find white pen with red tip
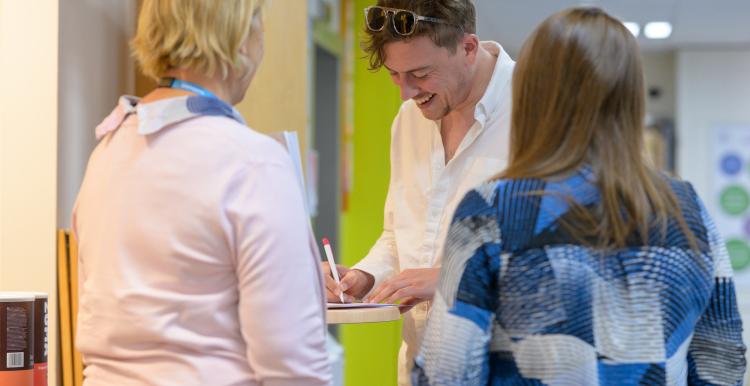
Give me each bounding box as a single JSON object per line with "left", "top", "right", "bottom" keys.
{"left": 322, "top": 238, "right": 345, "bottom": 303}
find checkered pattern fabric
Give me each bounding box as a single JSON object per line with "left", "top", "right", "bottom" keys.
{"left": 413, "top": 168, "right": 747, "bottom": 386}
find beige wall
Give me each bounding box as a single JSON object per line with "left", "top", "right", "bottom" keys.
{"left": 0, "top": 1, "right": 60, "bottom": 385}
{"left": 58, "top": 0, "right": 136, "bottom": 227}
{"left": 235, "top": 0, "right": 310, "bottom": 152}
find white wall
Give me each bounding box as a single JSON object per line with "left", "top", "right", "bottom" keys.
{"left": 0, "top": 1, "right": 60, "bottom": 385}
{"left": 641, "top": 51, "right": 676, "bottom": 121}
{"left": 677, "top": 49, "right": 750, "bottom": 198}
{"left": 677, "top": 49, "right": 750, "bottom": 384}
{"left": 58, "top": 0, "right": 136, "bottom": 227}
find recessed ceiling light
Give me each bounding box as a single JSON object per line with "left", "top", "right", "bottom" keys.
{"left": 644, "top": 22, "right": 672, "bottom": 39}
{"left": 623, "top": 22, "right": 640, "bottom": 38}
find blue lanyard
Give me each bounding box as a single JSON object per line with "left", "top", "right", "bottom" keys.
{"left": 158, "top": 77, "right": 246, "bottom": 125}
{"left": 163, "top": 78, "right": 221, "bottom": 100}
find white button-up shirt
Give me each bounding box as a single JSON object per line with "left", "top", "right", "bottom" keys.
{"left": 352, "top": 41, "right": 514, "bottom": 385}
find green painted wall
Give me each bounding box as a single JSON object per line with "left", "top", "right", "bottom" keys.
{"left": 340, "top": 0, "right": 404, "bottom": 385}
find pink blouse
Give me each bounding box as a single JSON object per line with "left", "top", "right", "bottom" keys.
{"left": 73, "top": 96, "right": 331, "bottom": 386}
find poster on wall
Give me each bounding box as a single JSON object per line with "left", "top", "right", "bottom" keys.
{"left": 713, "top": 126, "right": 750, "bottom": 279}
{"left": 713, "top": 126, "right": 750, "bottom": 382}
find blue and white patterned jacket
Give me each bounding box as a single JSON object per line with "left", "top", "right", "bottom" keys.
{"left": 413, "top": 168, "right": 747, "bottom": 386}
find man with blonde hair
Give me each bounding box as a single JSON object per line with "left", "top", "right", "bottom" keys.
{"left": 321, "top": 0, "right": 515, "bottom": 384}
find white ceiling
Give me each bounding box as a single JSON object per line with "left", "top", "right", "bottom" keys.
{"left": 476, "top": 0, "right": 750, "bottom": 57}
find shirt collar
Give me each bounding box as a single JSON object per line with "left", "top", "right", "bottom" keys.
{"left": 95, "top": 95, "right": 246, "bottom": 140}
{"left": 474, "top": 41, "right": 515, "bottom": 126}
{"left": 95, "top": 96, "right": 138, "bottom": 140}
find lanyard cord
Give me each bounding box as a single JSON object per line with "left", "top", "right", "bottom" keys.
{"left": 158, "top": 77, "right": 221, "bottom": 100}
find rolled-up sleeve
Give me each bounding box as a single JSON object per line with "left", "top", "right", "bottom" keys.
{"left": 352, "top": 179, "right": 399, "bottom": 293}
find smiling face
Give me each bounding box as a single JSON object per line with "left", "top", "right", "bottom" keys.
{"left": 383, "top": 35, "right": 472, "bottom": 121}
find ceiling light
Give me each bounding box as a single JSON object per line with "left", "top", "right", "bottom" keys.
{"left": 623, "top": 22, "right": 640, "bottom": 38}
{"left": 644, "top": 22, "right": 672, "bottom": 39}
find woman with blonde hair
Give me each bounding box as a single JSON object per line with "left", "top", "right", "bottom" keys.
{"left": 73, "top": 1, "right": 331, "bottom": 385}
{"left": 413, "top": 7, "right": 746, "bottom": 386}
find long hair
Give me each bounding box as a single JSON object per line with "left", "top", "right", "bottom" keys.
{"left": 502, "top": 7, "right": 694, "bottom": 250}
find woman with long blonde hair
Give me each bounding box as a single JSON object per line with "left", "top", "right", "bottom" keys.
{"left": 413, "top": 7, "right": 746, "bottom": 385}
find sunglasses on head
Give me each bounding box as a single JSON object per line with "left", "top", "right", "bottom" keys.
{"left": 364, "top": 6, "right": 456, "bottom": 36}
